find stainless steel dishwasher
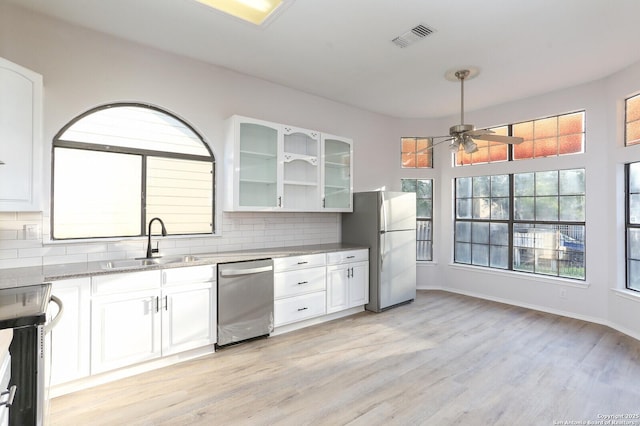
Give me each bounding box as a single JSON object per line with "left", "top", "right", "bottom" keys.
{"left": 217, "top": 258, "right": 274, "bottom": 347}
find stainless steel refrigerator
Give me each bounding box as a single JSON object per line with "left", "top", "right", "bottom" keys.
{"left": 342, "top": 191, "right": 416, "bottom": 312}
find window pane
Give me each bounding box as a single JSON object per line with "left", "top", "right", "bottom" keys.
{"left": 535, "top": 171, "right": 558, "bottom": 196}
{"left": 401, "top": 153, "right": 416, "bottom": 168}
{"left": 491, "top": 198, "right": 509, "bottom": 220}
{"left": 417, "top": 240, "right": 432, "bottom": 262}
{"left": 472, "top": 244, "right": 489, "bottom": 266}
{"left": 473, "top": 176, "right": 491, "bottom": 197}
{"left": 628, "top": 122, "right": 640, "bottom": 146}
{"left": 401, "top": 179, "right": 417, "bottom": 193}
{"left": 417, "top": 179, "right": 432, "bottom": 198}
{"left": 514, "top": 173, "right": 535, "bottom": 196}
{"left": 630, "top": 162, "right": 640, "bottom": 193}
{"left": 628, "top": 260, "right": 640, "bottom": 291}
{"left": 534, "top": 117, "right": 558, "bottom": 139}
{"left": 535, "top": 197, "right": 559, "bottom": 221}
{"left": 559, "top": 169, "right": 585, "bottom": 195}
{"left": 416, "top": 154, "right": 430, "bottom": 168}
{"left": 490, "top": 142, "right": 508, "bottom": 162}
{"left": 535, "top": 137, "right": 558, "bottom": 157}
{"left": 490, "top": 245, "right": 509, "bottom": 269}
{"left": 472, "top": 198, "right": 491, "bottom": 219}
{"left": 513, "top": 139, "right": 534, "bottom": 160}
{"left": 515, "top": 197, "right": 535, "bottom": 220}
{"left": 513, "top": 121, "right": 534, "bottom": 140}
{"left": 417, "top": 199, "right": 432, "bottom": 219}
{"left": 626, "top": 95, "right": 640, "bottom": 146}
{"left": 401, "top": 138, "right": 415, "bottom": 153}
{"left": 559, "top": 134, "right": 584, "bottom": 155}
{"left": 456, "top": 177, "right": 473, "bottom": 198}
{"left": 401, "top": 137, "right": 432, "bottom": 168}
{"left": 417, "top": 220, "right": 432, "bottom": 242}
{"left": 53, "top": 148, "right": 142, "bottom": 239}
{"left": 455, "top": 242, "right": 471, "bottom": 263}
{"left": 456, "top": 222, "right": 472, "bottom": 242}
{"left": 60, "top": 105, "right": 209, "bottom": 156}
{"left": 558, "top": 112, "right": 584, "bottom": 135}
{"left": 146, "top": 157, "right": 213, "bottom": 234}
{"left": 456, "top": 199, "right": 472, "bottom": 219}
{"left": 559, "top": 196, "right": 585, "bottom": 221}
{"left": 491, "top": 175, "right": 509, "bottom": 197}
{"left": 628, "top": 228, "right": 640, "bottom": 259}
{"left": 629, "top": 194, "right": 640, "bottom": 224}
{"left": 490, "top": 222, "right": 509, "bottom": 246}
{"left": 472, "top": 222, "right": 490, "bottom": 244}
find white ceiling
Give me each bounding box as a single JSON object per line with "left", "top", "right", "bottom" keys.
{"left": 8, "top": 0, "right": 640, "bottom": 119}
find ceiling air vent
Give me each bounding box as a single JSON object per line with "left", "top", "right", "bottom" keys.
{"left": 391, "top": 24, "right": 435, "bottom": 48}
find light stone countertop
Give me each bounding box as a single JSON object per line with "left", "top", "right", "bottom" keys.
{"left": 0, "top": 243, "right": 368, "bottom": 289}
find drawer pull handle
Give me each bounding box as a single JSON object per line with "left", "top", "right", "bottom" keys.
{"left": 297, "top": 307, "right": 308, "bottom": 311}
{"left": 346, "top": 256, "right": 355, "bottom": 259}
{"left": 297, "top": 281, "right": 309, "bottom": 285}
{"left": 297, "top": 261, "right": 308, "bottom": 265}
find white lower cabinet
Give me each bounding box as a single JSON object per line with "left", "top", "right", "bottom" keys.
{"left": 162, "top": 266, "right": 216, "bottom": 356}
{"left": 90, "top": 266, "right": 216, "bottom": 375}
{"left": 50, "top": 278, "right": 91, "bottom": 386}
{"left": 326, "top": 249, "right": 369, "bottom": 314}
{"left": 91, "top": 270, "right": 162, "bottom": 374}
{"left": 273, "top": 253, "right": 326, "bottom": 327}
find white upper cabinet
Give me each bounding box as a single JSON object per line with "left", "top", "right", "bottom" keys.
{"left": 224, "top": 115, "right": 352, "bottom": 212}
{"left": 224, "top": 116, "right": 281, "bottom": 211}
{"left": 321, "top": 134, "right": 353, "bottom": 212}
{"left": 0, "top": 57, "right": 43, "bottom": 211}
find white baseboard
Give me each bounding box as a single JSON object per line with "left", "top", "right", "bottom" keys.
{"left": 435, "top": 288, "right": 640, "bottom": 342}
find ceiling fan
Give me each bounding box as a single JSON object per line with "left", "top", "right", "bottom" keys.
{"left": 428, "top": 68, "right": 524, "bottom": 154}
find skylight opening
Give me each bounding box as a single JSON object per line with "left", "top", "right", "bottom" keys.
{"left": 194, "top": 0, "right": 291, "bottom": 26}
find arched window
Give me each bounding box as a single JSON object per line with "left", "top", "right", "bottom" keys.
{"left": 52, "top": 103, "right": 214, "bottom": 240}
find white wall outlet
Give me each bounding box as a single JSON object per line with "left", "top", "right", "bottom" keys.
{"left": 559, "top": 288, "right": 567, "bottom": 300}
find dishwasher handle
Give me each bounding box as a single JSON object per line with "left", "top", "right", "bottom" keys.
{"left": 219, "top": 265, "right": 273, "bottom": 277}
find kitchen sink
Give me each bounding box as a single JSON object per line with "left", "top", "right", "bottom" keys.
{"left": 101, "top": 255, "right": 201, "bottom": 270}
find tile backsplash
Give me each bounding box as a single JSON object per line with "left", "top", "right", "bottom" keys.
{"left": 0, "top": 211, "right": 340, "bottom": 269}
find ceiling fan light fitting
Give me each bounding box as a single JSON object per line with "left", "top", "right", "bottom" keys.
{"left": 462, "top": 138, "right": 478, "bottom": 154}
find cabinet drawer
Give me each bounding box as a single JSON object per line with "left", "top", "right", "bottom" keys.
{"left": 326, "top": 249, "right": 368, "bottom": 265}
{"left": 274, "top": 291, "right": 326, "bottom": 326}
{"left": 92, "top": 270, "right": 161, "bottom": 296}
{"left": 163, "top": 265, "right": 216, "bottom": 287}
{"left": 274, "top": 267, "right": 325, "bottom": 298}
{"left": 273, "top": 253, "right": 326, "bottom": 272}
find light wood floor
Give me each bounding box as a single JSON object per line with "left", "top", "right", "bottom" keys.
{"left": 51, "top": 290, "right": 640, "bottom": 425}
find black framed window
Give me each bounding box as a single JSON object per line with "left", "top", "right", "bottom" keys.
{"left": 626, "top": 162, "right": 640, "bottom": 291}
{"left": 401, "top": 179, "right": 433, "bottom": 261}
{"left": 454, "top": 168, "right": 586, "bottom": 280}
{"left": 455, "top": 111, "right": 585, "bottom": 166}
{"left": 52, "top": 103, "right": 215, "bottom": 240}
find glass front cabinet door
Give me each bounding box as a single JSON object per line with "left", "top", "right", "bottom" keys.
{"left": 321, "top": 134, "right": 353, "bottom": 212}
{"left": 225, "top": 116, "right": 282, "bottom": 211}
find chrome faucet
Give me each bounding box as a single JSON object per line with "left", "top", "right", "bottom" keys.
{"left": 145, "top": 217, "right": 167, "bottom": 259}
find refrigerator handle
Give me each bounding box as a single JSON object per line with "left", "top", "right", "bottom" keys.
{"left": 380, "top": 231, "right": 385, "bottom": 270}
{"left": 380, "top": 192, "right": 388, "bottom": 233}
